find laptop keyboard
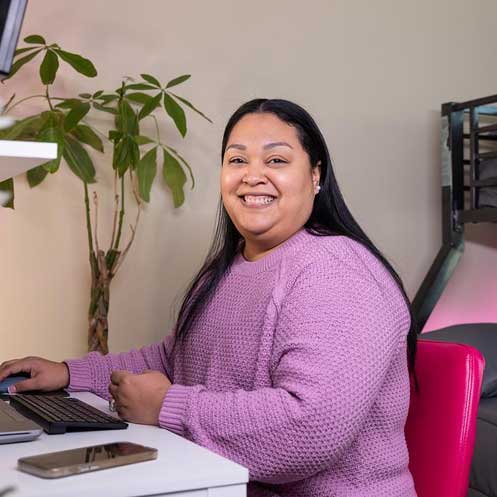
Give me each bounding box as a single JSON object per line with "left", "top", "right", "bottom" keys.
{"left": 9, "top": 395, "right": 128, "bottom": 434}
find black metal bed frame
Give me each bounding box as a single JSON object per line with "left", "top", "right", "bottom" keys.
{"left": 412, "top": 94, "right": 497, "bottom": 331}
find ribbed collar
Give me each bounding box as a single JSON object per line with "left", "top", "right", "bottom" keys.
{"left": 230, "top": 229, "right": 309, "bottom": 275}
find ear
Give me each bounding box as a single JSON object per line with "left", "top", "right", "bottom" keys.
{"left": 312, "top": 160, "right": 321, "bottom": 186}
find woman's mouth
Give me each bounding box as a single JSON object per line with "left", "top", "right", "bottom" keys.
{"left": 241, "top": 195, "right": 276, "bottom": 206}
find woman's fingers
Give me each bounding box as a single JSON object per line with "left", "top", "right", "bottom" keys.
{"left": 110, "top": 370, "right": 129, "bottom": 386}
{"left": 108, "top": 386, "right": 129, "bottom": 420}
{"left": 116, "top": 405, "right": 128, "bottom": 420}
{"left": 0, "top": 358, "right": 28, "bottom": 379}
{"left": 8, "top": 377, "right": 38, "bottom": 393}
{"left": 108, "top": 376, "right": 129, "bottom": 412}
{"left": 0, "top": 358, "right": 68, "bottom": 392}
{"left": 108, "top": 383, "right": 120, "bottom": 400}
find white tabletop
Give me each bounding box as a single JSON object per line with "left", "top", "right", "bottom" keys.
{"left": 0, "top": 140, "right": 57, "bottom": 182}
{"left": 0, "top": 392, "right": 248, "bottom": 497}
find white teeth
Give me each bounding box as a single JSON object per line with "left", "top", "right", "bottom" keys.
{"left": 243, "top": 195, "right": 275, "bottom": 205}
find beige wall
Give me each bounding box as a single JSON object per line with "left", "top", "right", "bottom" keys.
{"left": 1, "top": 0, "right": 497, "bottom": 361}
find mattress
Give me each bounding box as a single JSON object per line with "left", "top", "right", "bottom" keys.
{"left": 479, "top": 158, "right": 497, "bottom": 208}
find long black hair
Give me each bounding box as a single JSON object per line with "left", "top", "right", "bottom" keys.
{"left": 173, "top": 98, "right": 417, "bottom": 374}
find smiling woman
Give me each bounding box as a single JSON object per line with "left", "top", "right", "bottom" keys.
{"left": 0, "top": 99, "right": 418, "bottom": 497}
{"left": 221, "top": 113, "right": 320, "bottom": 261}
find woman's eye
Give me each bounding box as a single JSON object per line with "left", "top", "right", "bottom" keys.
{"left": 228, "top": 157, "right": 246, "bottom": 164}
{"left": 268, "top": 157, "right": 287, "bottom": 165}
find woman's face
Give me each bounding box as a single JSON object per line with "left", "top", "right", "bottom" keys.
{"left": 221, "top": 112, "right": 320, "bottom": 260}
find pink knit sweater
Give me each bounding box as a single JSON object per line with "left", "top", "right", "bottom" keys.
{"left": 67, "top": 230, "right": 417, "bottom": 497}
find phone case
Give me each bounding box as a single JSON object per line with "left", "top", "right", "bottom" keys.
{"left": 17, "top": 442, "right": 158, "bottom": 478}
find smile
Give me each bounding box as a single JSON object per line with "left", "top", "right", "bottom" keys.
{"left": 241, "top": 195, "right": 276, "bottom": 206}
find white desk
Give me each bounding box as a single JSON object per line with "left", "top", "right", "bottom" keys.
{"left": 0, "top": 140, "right": 58, "bottom": 182}
{"left": 0, "top": 392, "right": 248, "bottom": 497}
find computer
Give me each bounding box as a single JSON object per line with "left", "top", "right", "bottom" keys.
{"left": 0, "top": 399, "right": 42, "bottom": 444}
{"left": 0, "top": 0, "right": 28, "bottom": 77}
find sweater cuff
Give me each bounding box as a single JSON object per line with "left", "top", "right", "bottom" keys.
{"left": 159, "top": 384, "right": 191, "bottom": 436}
{"left": 64, "top": 358, "right": 93, "bottom": 392}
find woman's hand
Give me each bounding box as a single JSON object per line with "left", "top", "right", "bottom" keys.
{"left": 0, "top": 356, "right": 70, "bottom": 392}
{"left": 108, "top": 370, "right": 172, "bottom": 425}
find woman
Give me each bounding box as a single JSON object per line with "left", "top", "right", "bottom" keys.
{"left": 0, "top": 99, "right": 417, "bottom": 497}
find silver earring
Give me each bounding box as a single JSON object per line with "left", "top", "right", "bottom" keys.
{"left": 315, "top": 185, "right": 321, "bottom": 194}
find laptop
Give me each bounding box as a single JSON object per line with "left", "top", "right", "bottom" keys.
{"left": 0, "top": 399, "right": 42, "bottom": 444}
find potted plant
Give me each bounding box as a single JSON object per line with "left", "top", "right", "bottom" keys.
{"left": 0, "top": 34, "right": 211, "bottom": 354}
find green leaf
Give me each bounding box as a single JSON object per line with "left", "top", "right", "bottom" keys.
{"left": 127, "top": 92, "right": 152, "bottom": 105}
{"left": 39, "top": 50, "right": 59, "bottom": 85}
{"left": 64, "top": 102, "right": 90, "bottom": 131}
{"left": 62, "top": 135, "right": 96, "bottom": 183}
{"left": 112, "top": 137, "right": 134, "bottom": 176}
{"left": 163, "top": 147, "right": 186, "bottom": 207}
{"left": 163, "top": 93, "right": 187, "bottom": 137}
{"left": 4, "top": 49, "right": 43, "bottom": 80}
{"left": 39, "top": 157, "right": 62, "bottom": 174}
{"left": 112, "top": 134, "right": 139, "bottom": 175}
{"left": 137, "top": 147, "right": 157, "bottom": 202}
{"left": 55, "top": 98, "right": 82, "bottom": 110}
{"left": 27, "top": 166, "right": 49, "bottom": 187}
{"left": 108, "top": 130, "right": 123, "bottom": 141}
{"left": 38, "top": 124, "right": 64, "bottom": 173}
{"left": 93, "top": 102, "right": 117, "bottom": 114}
{"left": 38, "top": 123, "right": 58, "bottom": 142}
{"left": 24, "top": 35, "right": 46, "bottom": 44}
{"left": 96, "top": 93, "right": 119, "bottom": 103}
{"left": 125, "top": 83, "right": 156, "bottom": 91}
{"left": 140, "top": 73, "right": 161, "bottom": 88}
{"left": 117, "top": 100, "right": 138, "bottom": 135}
{"left": 71, "top": 124, "right": 104, "bottom": 152}
{"left": 166, "top": 146, "right": 195, "bottom": 189}
{"left": 0, "top": 114, "right": 46, "bottom": 140}
{"left": 170, "top": 92, "right": 213, "bottom": 123}
{"left": 14, "top": 46, "right": 38, "bottom": 56}
{"left": 53, "top": 49, "right": 97, "bottom": 77}
{"left": 0, "top": 179, "right": 14, "bottom": 209}
{"left": 134, "top": 135, "right": 154, "bottom": 145}
{"left": 113, "top": 139, "right": 127, "bottom": 173}
{"left": 166, "top": 74, "right": 191, "bottom": 88}
{"left": 79, "top": 93, "right": 92, "bottom": 99}
{"left": 39, "top": 110, "right": 61, "bottom": 128}
{"left": 129, "top": 139, "right": 140, "bottom": 168}
{"left": 92, "top": 90, "right": 103, "bottom": 99}
{"left": 138, "top": 93, "right": 161, "bottom": 121}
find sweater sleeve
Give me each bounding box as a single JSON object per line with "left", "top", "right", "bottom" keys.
{"left": 65, "top": 333, "right": 174, "bottom": 400}
{"left": 158, "top": 260, "right": 410, "bottom": 484}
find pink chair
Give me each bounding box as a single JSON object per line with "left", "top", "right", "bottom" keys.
{"left": 405, "top": 339, "right": 485, "bottom": 497}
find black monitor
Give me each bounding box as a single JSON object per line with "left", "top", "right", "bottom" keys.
{"left": 0, "top": 0, "right": 28, "bottom": 77}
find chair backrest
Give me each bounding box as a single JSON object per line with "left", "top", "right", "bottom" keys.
{"left": 405, "top": 339, "right": 485, "bottom": 497}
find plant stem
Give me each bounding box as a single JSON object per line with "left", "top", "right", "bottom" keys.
{"left": 2, "top": 94, "right": 46, "bottom": 114}
{"left": 151, "top": 115, "right": 161, "bottom": 143}
{"left": 83, "top": 182, "right": 94, "bottom": 256}
{"left": 45, "top": 86, "right": 54, "bottom": 111}
{"left": 113, "top": 176, "right": 125, "bottom": 250}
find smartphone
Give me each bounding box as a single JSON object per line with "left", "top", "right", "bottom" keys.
{"left": 17, "top": 442, "right": 157, "bottom": 478}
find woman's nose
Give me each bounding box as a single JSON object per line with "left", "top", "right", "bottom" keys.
{"left": 242, "top": 161, "right": 267, "bottom": 185}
